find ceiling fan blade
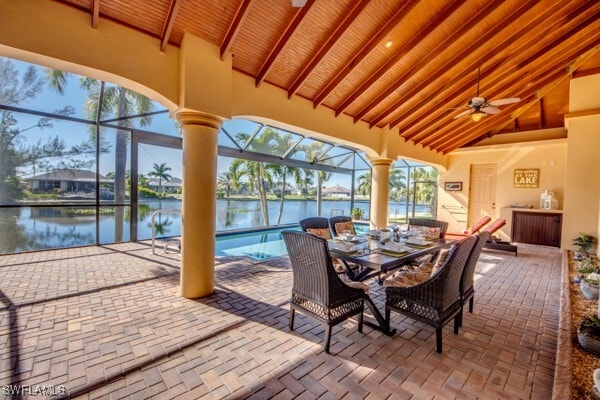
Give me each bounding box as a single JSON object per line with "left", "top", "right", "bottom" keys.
{"left": 453, "top": 109, "right": 473, "bottom": 119}
{"left": 481, "top": 106, "right": 501, "bottom": 115}
{"left": 488, "top": 97, "right": 520, "bottom": 106}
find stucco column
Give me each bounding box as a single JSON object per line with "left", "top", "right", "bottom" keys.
{"left": 176, "top": 111, "right": 223, "bottom": 298}
{"left": 370, "top": 157, "right": 393, "bottom": 229}
{"left": 562, "top": 73, "right": 600, "bottom": 254}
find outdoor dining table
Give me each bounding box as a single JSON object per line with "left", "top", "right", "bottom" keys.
{"left": 329, "top": 236, "right": 456, "bottom": 336}
{"left": 330, "top": 237, "right": 456, "bottom": 283}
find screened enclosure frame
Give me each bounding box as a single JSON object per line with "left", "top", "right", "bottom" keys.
{"left": 0, "top": 55, "right": 438, "bottom": 254}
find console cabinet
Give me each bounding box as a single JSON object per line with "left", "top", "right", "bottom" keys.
{"left": 512, "top": 211, "right": 562, "bottom": 247}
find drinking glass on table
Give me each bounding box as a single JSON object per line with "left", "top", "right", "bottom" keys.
{"left": 343, "top": 230, "right": 352, "bottom": 241}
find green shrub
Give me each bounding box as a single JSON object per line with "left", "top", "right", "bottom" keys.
{"left": 579, "top": 257, "right": 599, "bottom": 274}
{"left": 138, "top": 187, "right": 159, "bottom": 198}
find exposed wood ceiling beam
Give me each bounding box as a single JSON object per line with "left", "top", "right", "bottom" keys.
{"left": 220, "top": 0, "right": 253, "bottom": 60}
{"left": 433, "top": 99, "right": 532, "bottom": 154}
{"left": 332, "top": 0, "right": 467, "bottom": 117}
{"left": 430, "top": 39, "right": 597, "bottom": 154}
{"left": 434, "top": 66, "right": 575, "bottom": 151}
{"left": 376, "top": 0, "right": 565, "bottom": 129}
{"left": 255, "top": 0, "right": 316, "bottom": 87}
{"left": 160, "top": 0, "right": 182, "bottom": 52}
{"left": 572, "top": 66, "right": 600, "bottom": 79}
{"left": 437, "top": 43, "right": 600, "bottom": 154}
{"left": 287, "top": 0, "right": 371, "bottom": 99}
{"left": 91, "top": 0, "right": 100, "bottom": 29}
{"left": 399, "top": 3, "right": 599, "bottom": 144}
{"left": 486, "top": 45, "right": 600, "bottom": 137}
{"left": 350, "top": 0, "right": 505, "bottom": 124}
{"left": 311, "top": 0, "right": 419, "bottom": 108}
{"left": 425, "top": 38, "right": 595, "bottom": 153}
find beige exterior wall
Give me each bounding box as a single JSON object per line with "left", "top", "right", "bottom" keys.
{"left": 437, "top": 140, "right": 567, "bottom": 241}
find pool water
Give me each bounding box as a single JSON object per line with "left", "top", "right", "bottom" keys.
{"left": 216, "top": 226, "right": 299, "bottom": 260}
{"left": 215, "top": 222, "right": 369, "bottom": 260}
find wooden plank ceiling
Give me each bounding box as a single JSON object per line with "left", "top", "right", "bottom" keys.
{"left": 58, "top": 0, "right": 600, "bottom": 154}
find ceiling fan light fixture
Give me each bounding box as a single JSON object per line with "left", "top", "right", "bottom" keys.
{"left": 291, "top": 0, "right": 307, "bottom": 7}
{"left": 471, "top": 111, "right": 484, "bottom": 122}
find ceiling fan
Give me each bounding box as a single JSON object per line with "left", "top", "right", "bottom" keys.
{"left": 453, "top": 67, "right": 520, "bottom": 122}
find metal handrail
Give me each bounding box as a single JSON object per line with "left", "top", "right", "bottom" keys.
{"left": 151, "top": 209, "right": 182, "bottom": 254}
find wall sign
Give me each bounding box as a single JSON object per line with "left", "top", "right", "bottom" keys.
{"left": 513, "top": 168, "right": 539, "bottom": 188}
{"left": 444, "top": 182, "right": 462, "bottom": 191}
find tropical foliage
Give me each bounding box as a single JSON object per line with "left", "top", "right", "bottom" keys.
{"left": 0, "top": 57, "right": 93, "bottom": 203}
{"left": 148, "top": 162, "right": 173, "bottom": 193}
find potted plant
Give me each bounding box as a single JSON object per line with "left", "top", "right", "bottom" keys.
{"left": 351, "top": 207, "right": 363, "bottom": 220}
{"left": 579, "top": 315, "right": 600, "bottom": 356}
{"left": 581, "top": 273, "right": 600, "bottom": 300}
{"left": 579, "top": 257, "right": 599, "bottom": 274}
{"left": 573, "top": 233, "right": 598, "bottom": 260}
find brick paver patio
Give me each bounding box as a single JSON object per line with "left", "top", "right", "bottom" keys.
{"left": 0, "top": 242, "right": 561, "bottom": 399}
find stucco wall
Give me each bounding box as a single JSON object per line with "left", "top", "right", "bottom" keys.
{"left": 437, "top": 140, "right": 567, "bottom": 240}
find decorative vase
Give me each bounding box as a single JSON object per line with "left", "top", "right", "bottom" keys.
{"left": 581, "top": 280, "right": 600, "bottom": 300}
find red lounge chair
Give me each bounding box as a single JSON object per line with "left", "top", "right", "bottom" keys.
{"left": 461, "top": 216, "right": 492, "bottom": 235}
{"left": 483, "top": 218, "right": 517, "bottom": 256}
{"left": 446, "top": 216, "right": 492, "bottom": 238}
{"left": 483, "top": 218, "right": 506, "bottom": 234}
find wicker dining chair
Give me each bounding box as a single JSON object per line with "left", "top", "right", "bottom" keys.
{"left": 328, "top": 215, "right": 356, "bottom": 237}
{"left": 459, "top": 231, "right": 491, "bottom": 327}
{"left": 384, "top": 235, "right": 477, "bottom": 353}
{"left": 282, "top": 230, "right": 365, "bottom": 353}
{"left": 408, "top": 218, "right": 449, "bottom": 239}
{"left": 299, "top": 217, "right": 331, "bottom": 236}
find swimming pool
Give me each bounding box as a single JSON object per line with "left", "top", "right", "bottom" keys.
{"left": 215, "top": 222, "right": 370, "bottom": 260}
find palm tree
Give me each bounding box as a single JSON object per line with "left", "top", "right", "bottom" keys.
{"left": 389, "top": 167, "right": 407, "bottom": 202}
{"left": 410, "top": 167, "right": 438, "bottom": 214}
{"left": 217, "top": 171, "right": 234, "bottom": 197}
{"left": 46, "top": 69, "right": 155, "bottom": 241}
{"left": 294, "top": 168, "right": 314, "bottom": 197}
{"left": 270, "top": 132, "right": 304, "bottom": 225}
{"left": 305, "top": 142, "right": 332, "bottom": 216}
{"left": 230, "top": 127, "right": 280, "bottom": 225}
{"left": 357, "top": 171, "right": 372, "bottom": 196}
{"left": 148, "top": 162, "right": 173, "bottom": 193}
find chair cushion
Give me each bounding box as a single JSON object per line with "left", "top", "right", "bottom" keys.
{"left": 410, "top": 225, "right": 441, "bottom": 240}
{"left": 430, "top": 239, "right": 465, "bottom": 277}
{"left": 430, "top": 248, "right": 451, "bottom": 277}
{"left": 306, "top": 228, "right": 332, "bottom": 240}
{"left": 383, "top": 269, "right": 430, "bottom": 288}
{"left": 340, "top": 275, "right": 370, "bottom": 294}
{"left": 332, "top": 259, "right": 346, "bottom": 273}
{"left": 334, "top": 221, "right": 355, "bottom": 236}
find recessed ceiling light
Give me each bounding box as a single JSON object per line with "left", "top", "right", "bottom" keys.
{"left": 385, "top": 40, "right": 393, "bottom": 48}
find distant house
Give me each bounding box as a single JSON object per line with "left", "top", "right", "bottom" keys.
{"left": 322, "top": 184, "right": 351, "bottom": 198}
{"left": 27, "top": 169, "right": 113, "bottom": 197}
{"left": 147, "top": 177, "right": 182, "bottom": 194}
{"left": 271, "top": 183, "right": 293, "bottom": 195}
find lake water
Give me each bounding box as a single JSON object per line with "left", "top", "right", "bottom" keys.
{"left": 0, "top": 199, "right": 431, "bottom": 254}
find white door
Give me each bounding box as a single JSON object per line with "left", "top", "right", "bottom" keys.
{"left": 468, "top": 163, "right": 497, "bottom": 226}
